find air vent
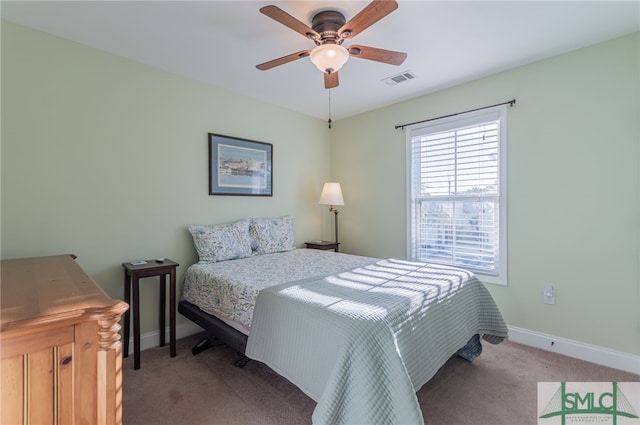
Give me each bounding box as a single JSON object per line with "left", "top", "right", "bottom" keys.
{"left": 382, "top": 70, "right": 417, "bottom": 86}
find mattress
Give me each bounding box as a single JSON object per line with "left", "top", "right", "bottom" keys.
{"left": 180, "top": 249, "right": 378, "bottom": 335}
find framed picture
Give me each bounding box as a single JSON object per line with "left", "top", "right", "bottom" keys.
{"left": 209, "top": 133, "right": 273, "bottom": 196}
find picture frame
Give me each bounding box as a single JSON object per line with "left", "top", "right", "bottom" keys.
{"left": 208, "top": 133, "right": 273, "bottom": 196}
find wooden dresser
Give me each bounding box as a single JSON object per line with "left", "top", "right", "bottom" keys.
{"left": 1, "top": 254, "right": 129, "bottom": 425}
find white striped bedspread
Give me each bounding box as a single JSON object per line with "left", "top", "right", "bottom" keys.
{"left": 246, "top": 259, "right": 508, "bottom": 425}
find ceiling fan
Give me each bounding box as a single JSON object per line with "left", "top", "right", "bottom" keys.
{"left": 256, "top": 0, "right": 407, "bottom": 89}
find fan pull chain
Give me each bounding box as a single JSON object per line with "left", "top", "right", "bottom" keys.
{"left": 328, "top": 89, "right": 332, "bottom": 129}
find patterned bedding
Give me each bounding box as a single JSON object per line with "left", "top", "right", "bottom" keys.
{"left": 180, "top": 249, "right": 378, "bottom": 334}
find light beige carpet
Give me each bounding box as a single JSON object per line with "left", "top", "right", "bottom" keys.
{"left": 122, "top": 333, "right": 638, "bottom": 425}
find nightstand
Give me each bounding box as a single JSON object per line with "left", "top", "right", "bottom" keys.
{"left": 122, "top": 259, "right": 179, "bottom": 370}
{"left": 305, "top": 241, "right": 340, "bottom": 252}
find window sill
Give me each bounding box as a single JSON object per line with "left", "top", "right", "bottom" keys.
{"left": 476, "top": 272, "right": 507, "bottom": 286}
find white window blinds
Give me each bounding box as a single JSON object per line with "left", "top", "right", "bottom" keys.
{"left": 407, "top": 106, "right": 507, "bottom": 284}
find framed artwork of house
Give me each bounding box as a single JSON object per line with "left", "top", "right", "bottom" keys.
{"left": 208, "top": 133, "right": 273, "bottom": 196}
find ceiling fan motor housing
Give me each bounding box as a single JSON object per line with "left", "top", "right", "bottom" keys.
{"left": 311, "top": 10, "right": 347, "bottom": 45}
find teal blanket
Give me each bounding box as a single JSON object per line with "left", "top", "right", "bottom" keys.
{"left": 246, "top": 259, "right": 508, "bottom": 425}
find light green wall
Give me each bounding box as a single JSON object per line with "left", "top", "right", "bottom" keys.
{"left": 3, "top": 21, "right": 639, "bottom": 356}
{"left": 1, "top": 22, "right": 331, "bottom": 333}
{"left": 332, "top": 32, "right": 640, "bottom": 356}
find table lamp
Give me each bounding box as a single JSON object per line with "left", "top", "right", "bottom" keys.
{"left": 319, "top": 182, "right": 344, "bottom": 243}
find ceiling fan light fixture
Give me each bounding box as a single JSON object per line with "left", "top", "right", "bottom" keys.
{"left": 310, "top": 44, "right": 349, "bottom": 74}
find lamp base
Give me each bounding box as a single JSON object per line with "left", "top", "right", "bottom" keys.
{"left": 332, "top": 209, "right": 339, "bottom": 244}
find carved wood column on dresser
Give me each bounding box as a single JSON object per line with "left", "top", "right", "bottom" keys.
{"left": 0, "top": 254, "right": 129, "bottom": 425}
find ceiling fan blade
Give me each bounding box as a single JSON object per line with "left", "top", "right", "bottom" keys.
{"left": 324, "top": 71, "right": 339, "bottom": 89}
{"left": 348, "top": 45, "right": 407, "bottom": 65}
{"left": 260, "top": 5, "right": 320, "bottom": 41}
{"left": 338, "top": 0, "right": 398, "bottom": 39}
{"left": 256, "top": 50, "right": 311, "bottom": 71}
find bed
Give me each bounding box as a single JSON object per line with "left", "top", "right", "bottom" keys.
{"left": 178, "top": 217, "right": 508, "bottom": 425}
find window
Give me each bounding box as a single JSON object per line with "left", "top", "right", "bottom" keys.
{"left": 406, "top": 105, "right": 507, "bottom": 285}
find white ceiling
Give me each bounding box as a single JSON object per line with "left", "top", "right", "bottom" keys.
{"left": 2, "top": 1, "right": 638, "bottom": 121}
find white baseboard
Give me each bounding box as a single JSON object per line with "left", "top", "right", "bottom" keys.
{"left": 125, "top": 321, "right": 204, "bottom": 355}
{"left": 127, "top": 322, "right": 640, "bottom": 375}
{"left": 508, "top": 325, "right": 640, "bottom": 375}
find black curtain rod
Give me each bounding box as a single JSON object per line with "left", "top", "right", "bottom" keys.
{"left": 395, "top": 99, "right": 516, "bottom": 130}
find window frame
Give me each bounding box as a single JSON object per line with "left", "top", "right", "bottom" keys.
{"left": 405, "top": 105, "right": 508, "bottom": 285}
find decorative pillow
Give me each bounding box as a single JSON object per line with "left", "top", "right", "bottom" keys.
{"left": 249, "top": 216, "right": 295, "bottom": 255}
{"left": 187, "top": 219, "right": 252, "bottom": 263}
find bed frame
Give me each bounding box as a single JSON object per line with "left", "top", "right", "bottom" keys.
{"left": 178, "top": 300, "right": 251, "bottom": 367}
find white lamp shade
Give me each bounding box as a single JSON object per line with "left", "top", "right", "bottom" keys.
{"left": 310, "top": 44, "right": 349, "bottom": 74}
{"left": 319, "top": 182, "right": 344, "bottom": 206}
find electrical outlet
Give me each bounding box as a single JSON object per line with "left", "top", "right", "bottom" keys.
{"left": 543, "top": 285, "right": 555, "bottom": 305}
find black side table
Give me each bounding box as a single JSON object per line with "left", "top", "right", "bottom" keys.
{"left": 305, "top": 241, "right": 340, "bottom": 252}
{"left": 122, "top": 259, "right": 179, "bottom": 370}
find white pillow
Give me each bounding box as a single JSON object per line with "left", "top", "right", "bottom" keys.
{"left": 187, "top": 219, "right": 252, "bottom": 263}
{"left": 249, "top": 216, "right": 295, "bottom": 255}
